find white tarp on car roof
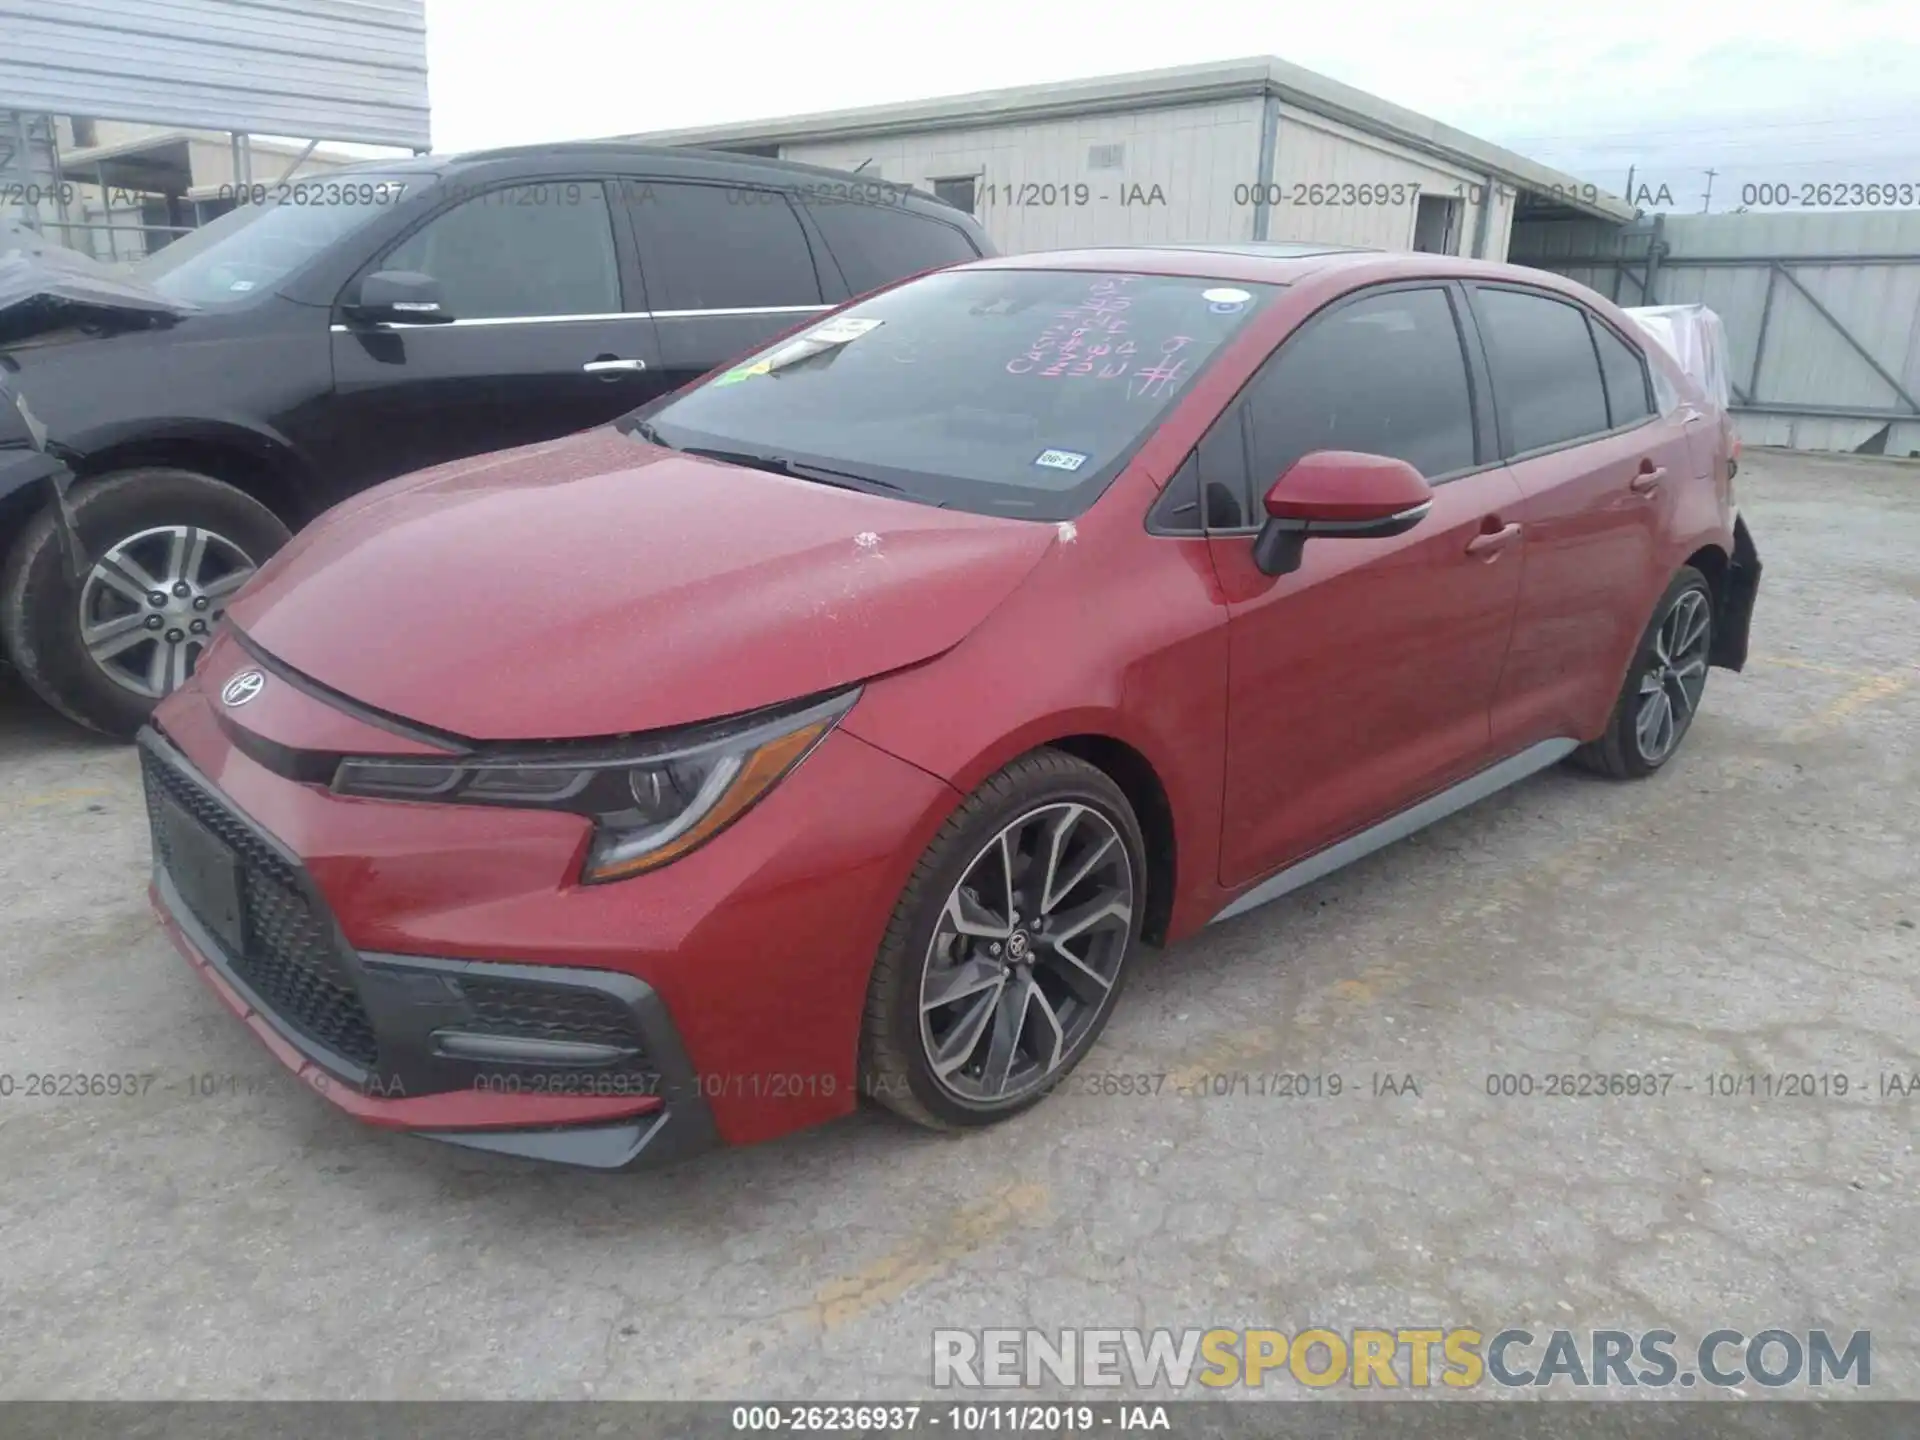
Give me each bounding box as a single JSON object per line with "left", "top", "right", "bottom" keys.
{"left": 1623, "top": 303, "right": 1732, "bottom": 411}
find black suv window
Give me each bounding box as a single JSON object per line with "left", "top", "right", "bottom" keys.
{"left": 1590, "top": 317, "right": 1654, "bottom": 428}
{"left": 806, "top": 200, "right": 982, "bottom": 294}
{"left": 1243, "top": 286, "right": 1478, "bottom": 494}
{"left": 628, "top": 182, "right": 823, "bottom": 311}
{"left": 382, "top": 182, "right": 621, "bottom": 320}
{"left": 1473, "top": 286, "right": 1610, "bottom": 454}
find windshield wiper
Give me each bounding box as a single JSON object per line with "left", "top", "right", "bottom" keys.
{"left": 676, "top": 444, "right": 907, "bottom": 497}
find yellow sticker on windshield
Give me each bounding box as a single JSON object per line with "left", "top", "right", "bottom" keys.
{"left": 713, "top": 359, "right": 772, "bottom": 387}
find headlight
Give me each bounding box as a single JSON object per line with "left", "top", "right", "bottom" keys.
{"left": 333, "top": 689, "right": 857, "bottom": 882}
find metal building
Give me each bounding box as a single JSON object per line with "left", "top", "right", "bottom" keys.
{"left": 620, "top": 57, "right": 1635, "bottom": 260}
{"left": 2, "top": 0, "right": 429, "bottom": 254}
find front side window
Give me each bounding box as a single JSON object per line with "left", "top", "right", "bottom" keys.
{"left": 1243, "top": 287, "right": 1478, "bottom": 490}
{"left": 1473, "top": 286, "right": 1610, "bottom": 455}
{"left": 634, "top": 268, "right": 1278, "bottom": 521}
{"left": 135, "top": 177, "right": 413, "bottom": 307}
{"left": 381, "top": 182, "right": 621, "bottom": 320}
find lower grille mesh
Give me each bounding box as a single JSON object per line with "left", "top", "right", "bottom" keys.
{"left": 141, "top": 748, "right": 379, "bottom": 1068}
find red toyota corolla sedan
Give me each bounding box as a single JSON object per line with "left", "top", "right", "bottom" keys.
{"left": 142, "top": 243, "right": 1760, "bottom": 1168}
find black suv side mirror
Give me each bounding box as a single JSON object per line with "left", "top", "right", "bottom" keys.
{"left": 348, "top": 270, "right": 454, "bottom": 326}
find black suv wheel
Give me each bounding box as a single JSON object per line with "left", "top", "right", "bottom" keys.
{"left": 0, "top": 468, "right": 291, "bottom": 737}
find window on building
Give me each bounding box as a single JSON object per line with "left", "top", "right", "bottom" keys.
{"left": 931, "top": 176, "right": 977, "bottom": 216}
{"left": 1472, "top": 287, "right": 1611, "bottom": 454}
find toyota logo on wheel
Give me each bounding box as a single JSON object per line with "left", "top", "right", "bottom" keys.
{"left": 220, "top": 670, "right": 266, "bottom": 707}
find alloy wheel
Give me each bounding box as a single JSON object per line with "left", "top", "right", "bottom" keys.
{"left": 1633, "top": 587, "right": 1711, "bottom": 764}
{"left": 77, "top": 526, "right": 257, "bottom": 698}
{"left": 918, "top": 802, "right": 1134, "bottom": 1106}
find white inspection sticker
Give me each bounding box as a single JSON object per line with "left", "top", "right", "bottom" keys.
{"left": 1201, "top": 287, "right": 1251, "bottom": 304}
{"left": 1034, "top": 449, "right": 1089, "bottom": 472}
{"left": 806, "top": 316, "right": 885, "bottom": 344}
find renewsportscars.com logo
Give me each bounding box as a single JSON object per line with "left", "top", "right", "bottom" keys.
{"left": 932, "top": 1328, "right": 1872, "bottom": 1391}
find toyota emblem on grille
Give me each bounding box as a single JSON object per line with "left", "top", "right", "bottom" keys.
{"left": 221, "top": 670, "right": 266, "bottom": 707}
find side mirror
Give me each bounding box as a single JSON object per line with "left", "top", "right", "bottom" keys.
{"left": 347, "top": 270, "right": 453, "bottom": 326}
{"left": 1251, "top": 451, "right": 1434, "bottom": 577}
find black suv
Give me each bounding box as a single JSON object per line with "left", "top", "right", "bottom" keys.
{"left": 0, "top": 144, "right": 993, "bottom": 736}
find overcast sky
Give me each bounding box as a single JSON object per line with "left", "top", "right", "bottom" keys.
{"left": 420, "top": 0, "right": 1920, "bottom": 213}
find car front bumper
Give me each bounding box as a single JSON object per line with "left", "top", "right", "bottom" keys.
{"left": 1710, "top": 512, "right": 1762, "bottom": 672}
{"left": 140, "top": 668, "right": 959, "bottom": 1168}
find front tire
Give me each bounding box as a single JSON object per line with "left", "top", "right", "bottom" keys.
{"left": 0, "top": 468, "right": 291, "bottom": 738}
{"left": 860, "top": 749, "right": 1146, "bottom": 1131}
{"left": 1571, "top": 566, "right": 1714, "bottom": 779}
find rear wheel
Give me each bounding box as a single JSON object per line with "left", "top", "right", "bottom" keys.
{"left": 860, "top": 750, "right": 1146, "bottom": 1130}
{"left": 1571, "top": 567, "right": 1714, "bottom": 779}
{"left": 0, "top": 468, "right": 291, "bottom": 738}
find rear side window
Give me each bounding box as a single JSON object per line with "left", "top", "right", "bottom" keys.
{"left": 806, "top": 201, "right": 982, "bottom": 295}
{"left": 1243, "top": 286, "right": 1478, "bottom": 489}
{"left": 1473, "top": 287, "right": 1610, "bottom": 454}
{"left": 1590, "top": 318, "right": 1654, "bottom": 427}
{"left": 382, "top": 182, "right": 621, "bottom": 320}
{"left": 628, "top": 182, "right": 823, "bottom": 311}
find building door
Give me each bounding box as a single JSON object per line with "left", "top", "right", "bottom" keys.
{"left": 1413, "top": 194, "right": 1461, "bottom": 254}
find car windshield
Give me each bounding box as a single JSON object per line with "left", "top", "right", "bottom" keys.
{"left": 633, "top": 268, "right": 1280, "bottom": 520}
{"left": 133, "top": 177, "right": 416, "bottom": 307}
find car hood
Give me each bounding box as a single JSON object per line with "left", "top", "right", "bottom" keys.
{"left": 228, "top": 427, "right": 1060, "bottom": 741}
{"left": 0, "top": 221, "right": 196, "bottom": 348}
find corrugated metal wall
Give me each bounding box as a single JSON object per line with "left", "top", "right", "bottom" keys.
{"left": 0, "top": 0, "right": 429, "bottom": 149}
{"left": 1512, "top": 211, "right": 1920, "bottom": 456}
{"left": 777, "top": 98, "right": 1268, "bottom": 253}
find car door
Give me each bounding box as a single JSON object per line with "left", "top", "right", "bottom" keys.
{"left": 620, "top": 179, "right": 834, "bottom": 394}
{"left": 1464, "top": 283, "right": 1690, "bottom": 750}
{"left": 1203, "top": 283, "right": 1527, "bottom": 890}
{"left": 325, "top": 179, "right": 662, "bottom": 487}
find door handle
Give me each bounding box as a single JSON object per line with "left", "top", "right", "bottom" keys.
{"left": 1465, "top": 521, "right": 1521, "bottom": 558}
{"left": 583, "top": 358, "right": 648, "bottom": 375}
{"left": 1630, "top": 463, "right": 1666, "bottom": 494}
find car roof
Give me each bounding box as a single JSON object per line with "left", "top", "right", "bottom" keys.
{"left": 342, "top": 142, "right": 958, "bottom": 206}
{"left": 964, "top": 243, "right": 1578, "bottom": 290}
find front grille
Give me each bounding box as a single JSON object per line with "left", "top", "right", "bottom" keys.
{"left": 141, "top": 747, "right": 380, "bottom": 1068}
{"left": 455, "top": 976, "right": 649, "bottom": 1054}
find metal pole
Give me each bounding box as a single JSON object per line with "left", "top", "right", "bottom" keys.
{"left": 11, "top": 110, "right": 40, "bottom": 231}
{"left": 1643, "top": 213, "right": 1665, "bottom": 305}
{"left": 275, "top": 138, "right": 319, "bottom": 183}
{"left": 1469, "top": 172, "right": 1494, "bottom": 259}
{"left": 45, "top": 112, "right": 73, "bottom": 244}
{"left": 1251, "top": 93, "right": 1280, "bottom": 242}
{"left": 1748, "top": 265, "right": 1777, "bottom": 401}
{"left": 96, "top": 162, "right": 115, "bottom": 259}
